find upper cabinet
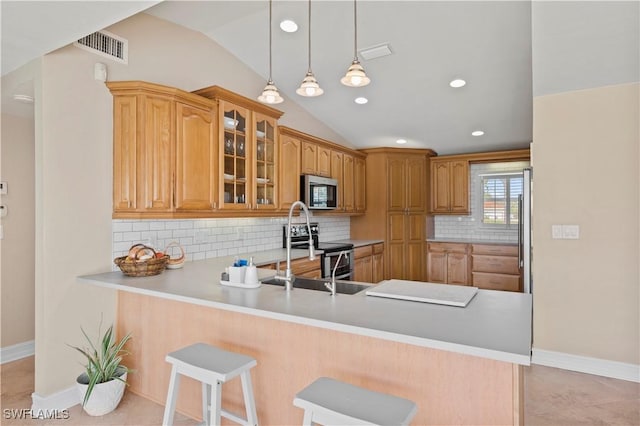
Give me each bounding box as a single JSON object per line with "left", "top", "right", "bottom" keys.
{"left": 279, "top": 126, "right": 366, "bottom": 215}
{"left": 430, "top": 159, "right": 469, "bottom": 214}
{"left": 109, "top": 81, "right": 216, "bottom": 218}
{"left": 193, "top": 86, "right": 283, "bottom": 212}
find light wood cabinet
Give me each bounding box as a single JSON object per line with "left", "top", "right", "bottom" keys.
{"left": 291, "top": 257, "right": 321, "bottom": 279}
{"left": 351, "top": 148, "right": 436, "bottom": 281}
{"left": 330, "top": 150, "right": 344, "bottom": 210}
{"left": 109, "top": 81, "right": 215, "bottom": 217}
{"left": 317, "top": 146, "right": 331, "bottom": 177}
{"left": 471, "top": 244, "right": 522, "bottom": 292}
{"left": 278, "top": 131, "right": 301, "bottom": 211}
{"left": 430, "top": 159, "right": 469, "bottom": 214}
{"left": 354, "top": 157, "right": 366, "bottom": 212}
{"left": 352, "top": 243, "right": 384, "bottom": 283}
{"left": 343, "top": 153, "right": 355, "bottom": 212}
{"left": 301, "top": 141, "right": 318, "bottom": 175}
{"left": 253, "top": 113, "right": 278, "bottom": 211}
{"left": 175, "top": 102, "right": 216, "bottom": 211}
{"left": 426, "top": 242, "right": 469, "bottom": 285}
{"left": 372, "top": 243, "right": 384, "bottom": 283}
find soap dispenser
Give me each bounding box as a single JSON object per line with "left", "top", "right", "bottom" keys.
{"left": 244, "top": 256, "right": 258, "bottom": 285}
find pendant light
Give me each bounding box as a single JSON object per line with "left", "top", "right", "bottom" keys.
{"left": 296, "top": 0, "right": 323, "bottom": 97}
{"left": 258, "top": 0, "right": 284, "bottom": 104}
{"left": 340, "top": 0, "right": 370, "bottom": 87}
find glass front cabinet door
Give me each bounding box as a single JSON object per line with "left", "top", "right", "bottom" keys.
{"left": 220, "top": 102, "right": 250, "bottom": 210}
{"left": 253, "top": 113, "right": 277, "bottom": 210}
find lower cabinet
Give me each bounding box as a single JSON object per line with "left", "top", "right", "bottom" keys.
{"left": 426, "top": 242, "right": 469, "bottom": 285}
{"left": 470, "top": 244, "right": 521, "bottom": 292}
{"left": 426, "top": 241, "right": 523, "bottom": 292}
{"left": 291, "top": 257, "right": 322, "bottom": 279}
{"left": 353, "top": 243, "right": 384, "bottom": 283}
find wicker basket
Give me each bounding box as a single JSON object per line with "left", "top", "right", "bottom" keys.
{"left": 114, "top": 244, "right": 169, "bottom": 277}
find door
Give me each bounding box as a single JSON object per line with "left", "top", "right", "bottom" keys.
{"left": 142, "top": 95, "right": 174, "bottom": 212}
{"left": 175, "top": 102, "right": 215, "bottom": 211}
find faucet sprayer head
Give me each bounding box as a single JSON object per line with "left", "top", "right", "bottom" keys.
{"left": 308, "top": 244, "right": 316, "bottom": 261}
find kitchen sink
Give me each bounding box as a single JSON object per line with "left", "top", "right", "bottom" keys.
{"left": 262, "top": 277, "right": 370, "bottom": 295}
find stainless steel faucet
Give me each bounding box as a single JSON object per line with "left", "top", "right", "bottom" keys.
{"left": 324, "top": 250, "right": 347, "bottom": 296}
{"left": 275, "top": 201, "right": 316, "bottom": 291}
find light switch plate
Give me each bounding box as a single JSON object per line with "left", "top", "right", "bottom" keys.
{"left": 563, "top": 224, "right": 580, "bottom": 239}
{"left": 551, "top": 225, "right": 563, "bottom": 239}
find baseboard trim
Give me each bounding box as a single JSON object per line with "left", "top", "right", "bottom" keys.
{"left": 0, "top": 340, "right": 35, "bottom": 364}
{"left": 31, "top": 387, "right": 79, "bottom": 412}
{"left": 532, "top": 348, "right": 640, "bottom": 383}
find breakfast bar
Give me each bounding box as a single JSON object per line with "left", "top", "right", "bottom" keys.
{"left": 80, "top": 250, "right": 532, "bottom": 425}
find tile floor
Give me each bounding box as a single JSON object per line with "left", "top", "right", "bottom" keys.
{"left": 1, "top": 356, "right": 638, "bottom": 425}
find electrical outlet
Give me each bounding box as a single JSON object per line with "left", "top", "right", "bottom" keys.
{"left": 551, "top": 225, "right": 563, "bottom": 239}
{"left": 0, "top": 181, "right": 6, "bottom": 195}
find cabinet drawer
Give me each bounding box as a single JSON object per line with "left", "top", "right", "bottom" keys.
{"left": 472, "top": 255, "right": 519, "bottom": 274}
{"left": 354, "top": 245, "right": 373, "bottom": 259}
{"left": 373, "top": 243, "right": 384, "bottom": 254}
{"left": 290, "top": 257, "right": 321, "bottom": 274}
{"left": 427, "top": 242, "right": 467, "bottom": 253}
{"left": 471, "top": 244, "right": 518, "bottom": 256}
{"left": 472, "top": 272, "right": 521, "bottom": 292}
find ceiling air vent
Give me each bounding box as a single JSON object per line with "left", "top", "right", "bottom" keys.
{"left": 74, "top": 30, "right": 128, "bottom": 64}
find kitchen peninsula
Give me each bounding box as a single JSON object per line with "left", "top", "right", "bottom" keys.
{"left": 80, "top": 250, "right": 531, "bottom": 425}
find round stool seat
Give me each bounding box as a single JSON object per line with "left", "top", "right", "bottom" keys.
{"left": 293, "top": 377, "right": 417, "bottom": 426}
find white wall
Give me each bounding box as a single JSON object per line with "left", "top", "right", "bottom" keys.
{"left": 0, "top": 113, "right": 35, "bottom": 348}
{"left": 33, "top": 12, "right": 352, "bottom": 397}
{"left": 532, "top": 83, "right": 639, "bottom": 365}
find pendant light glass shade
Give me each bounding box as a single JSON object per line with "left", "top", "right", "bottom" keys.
{"left": 296, "top": 71, "right": 324, "bottom": 97}
{"left": 341, "top": 0, "right": 370, "bottom": 87}
{"left": 258, "top": 80, "right": 283, "bottom": 104}
{"left": 258, "top": 0, "right": 284, "bottom": 104}
{"left": 297, "top": 0, "right": 323, "bottom": 97}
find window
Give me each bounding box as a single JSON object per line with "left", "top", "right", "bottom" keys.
{"left": 481, "top": 173, "right": 523, "bottom": 227}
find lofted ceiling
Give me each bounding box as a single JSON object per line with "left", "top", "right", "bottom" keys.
{"left": 3, "top": 2, "right": 635, "bottom": 155}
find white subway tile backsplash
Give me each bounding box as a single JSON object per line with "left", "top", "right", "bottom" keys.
{"left": 112, "top": 216, "right": 350, "bottom": 264}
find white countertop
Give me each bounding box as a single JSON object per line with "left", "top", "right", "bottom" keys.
{"left": 427, "top": 238, "right": 518, "bottom": 245}
{"left": 330, "top": 239, "right": 385, "bottom": 248}
{"left": 79, "top": 250, "right": 532, "bottom": 365}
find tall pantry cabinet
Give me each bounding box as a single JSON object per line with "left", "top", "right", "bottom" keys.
{"left": 351, "top": 148, "right": 436, "bottom": 281}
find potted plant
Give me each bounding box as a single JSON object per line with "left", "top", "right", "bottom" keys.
{"left": 69, "top": 323, "right": 132, "bottom": 416}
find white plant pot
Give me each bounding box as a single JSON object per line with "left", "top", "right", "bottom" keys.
{"left": 76, "top": 369, "right": 127, "bottom": 416}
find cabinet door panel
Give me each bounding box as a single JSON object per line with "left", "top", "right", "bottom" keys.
{"left": 447, "top": 252, "right": 468, "bottom": 285}
{"left": 301, "top": 141, "right": 317, "bottom": 175}
{"left": 113, "top": 95, "right": 137, "bottom": 211}
{"left": 254, "top": 114, "right": 277, "bottom": 210}
{"left": 354, "top": 157, "right": 366, "bottom": 212}
{"left": 406, "top": 241, "right": 425, "bottom": 281}
{"left": 387, "top": 243, "right": 405, "bottom": 279}
{"left": 221, "top": 103, "right": 250, "bottom": 210}
{"left": 330, "top": 151, "right": 344, "bottom": 210}
{"left": 317, "top": 146, "right": 331, "bottom": 177}
{"left": 427, "top": 251, "right": 447, "bottom": 283}
{"left": 472, "top": 255, "right": 519, "bottom": 275}
{"left": 472, "top": 272, "right": 521, "bottom": 292}
{"left": 175, "top": 103, "right": 215, "bottom": 210}
{"left": 430, "top": 161, "right": 450, "bottom": 213}
{"left": 279, "top": 135, "right": 301, "bottom": 211}
{"left": 372, "top": 253, "right": 384, "bottom": 283}
{"left": 387, "top": 157, "right": 406, "bottom": 211}
{"left": 450, "top": 160, "right": 469, "bottom": 213}
{"left": 406, "top": 156, "right": 426, "bottom": 211}
{"left": 343, "top": 154, "right": 355, "bottom": 211}
{"left": 143, "top": 96, "right": 174, "bottom": 211}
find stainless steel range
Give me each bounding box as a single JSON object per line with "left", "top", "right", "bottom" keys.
{"left": 283, "top": 223, "right": 354, "bottom": 280}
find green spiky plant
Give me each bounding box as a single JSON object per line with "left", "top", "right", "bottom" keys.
{"left": 69, "top": 323, "right": 132, "bottom": 407}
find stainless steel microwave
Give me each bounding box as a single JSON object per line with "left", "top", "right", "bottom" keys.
{"left": 301, "top": 175, "right": 338, "bottom": 210}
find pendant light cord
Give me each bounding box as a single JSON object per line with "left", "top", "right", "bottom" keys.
{"left": 353, "top": 0, "right": 358, "bottom": 61}
{"left": 269, "top": 0, "right": 273, "bottom": 81}
{"left": 307, "top": 0, "right": 312, "bottom": 72}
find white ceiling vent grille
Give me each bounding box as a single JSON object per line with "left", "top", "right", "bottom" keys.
{"left": 74, "top": 30, "right": 128, "bottom": 64}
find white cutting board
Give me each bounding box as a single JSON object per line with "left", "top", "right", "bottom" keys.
{"left": 365, "top": 280, "right": 478, "bottom": 307}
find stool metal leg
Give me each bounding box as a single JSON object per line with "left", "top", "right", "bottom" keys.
{"left": 210, "top": 380, "right": 222, "bottom": 425}
{"left": 240, "top": 371, "right": 258, "bottom": 426}
{"left": 162, "top": 365, "right": 181, "bottom": 426}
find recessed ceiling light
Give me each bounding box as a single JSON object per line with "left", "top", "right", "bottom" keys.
{"left": 449, "top": 79, "right": 466, "bottom": 88}
{"left": 280, "top": 20, "right": 298, "bottom": 33}
{"left": 471, "top": 130, "right": 484, "bottom": 136}
{"left": 13, "top": 94, "right": 34, "bottom": 103}
{"left": 354, "top": 97, "right": 368, "bottom": 105}
{"left": 396, "top": 139, "right": 407, "bottom": 144}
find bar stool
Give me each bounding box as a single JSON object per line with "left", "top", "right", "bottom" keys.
{"left": 293, "top": 377, "right": 417, "bottom": 426}
{"left": 162, "top": 343, "right": 258, "bottom": 426}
